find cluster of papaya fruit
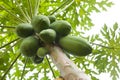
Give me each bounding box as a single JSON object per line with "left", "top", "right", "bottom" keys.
{"left": 15, "top": 15, "right": 92, "bottom": 64}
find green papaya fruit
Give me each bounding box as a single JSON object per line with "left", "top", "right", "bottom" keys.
{"left": 16, "top": 23, "right": 34, "bottom": 38}
{"left": 48, "top": 15, "right": 56, "bottom": 23}
{"left": 50, "top": 20, "right": 71, "bottom": 38}
{"left": 31, "top": 15, "right": 50, "bottom": 33}
{"left": 31, "top": 55, "right": 44, "bottom": 64}
{"left": 58, "top": 35, "right": 92, "bottom": 56}
{"left": 39, "top": 29, "right": 56, "bottom": 43}
{"left": 20, "top": 36, "right": 40, "bottom": 57}
{"left": 37, "top": 47, "right": 48, "bottom": 58}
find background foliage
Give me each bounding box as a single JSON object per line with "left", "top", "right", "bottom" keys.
{"left": 0, "top": 0, "right": 120, "bottom": 80}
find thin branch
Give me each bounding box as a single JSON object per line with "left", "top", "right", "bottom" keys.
{"left": 0, "top": 31, "right": 15, "bottom": 34}
{"left": 24, "top": 8, "right": 31, "bottom": 22}
{"left": 34, "top": 0, "right": 40, "bottom": 16}
{"left": 2, "top": 0, "right": 14, "bottom": 9}
{"left": 91, "top": 42, "right": 114, "bottom": 49}
{"left": 15, "top": 0, "right": 30, "bottom": 22}
{"left": 1, "top": 53, "right": 21, "bottom": 80}
{"left": 0, "top": 25, "right": 15, "bottom": 28}
{"left": 55, "top": 0, "right": 74, "bottom": 16}
{"left": 27, "top": 0, "right": 33, "bottom": 18}
{"left": 50, "top": 0, "right": 70, "bottom": 15}
{"left": 46, "top": 55, "right": 56, "bottom": 78}
{"left": 0, "top": 5, "right": 25, "bottom": 23}
{"left": 0, "top": 38, "right": 20, "bottom": 49}
{"left": 0, "top": 36, "right": 8, "bottom": 41}
{"left": 20, "top": 57, "right": 28, "bottom": 80}
{"left": 0, "top": 38, "right": 22, "bottom": 58}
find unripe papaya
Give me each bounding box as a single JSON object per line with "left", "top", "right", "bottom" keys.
{"left": 20, "top": 36, "right": 40, "bottom": 57}
{"left": 37, "top": 47, "right": 48, "bottom": 58}
{"left": 16, "top": 23, "right": 34, "bottom": 38}
{"left": 31, "top": 15, "right": 50, "bottom": 33}
{"left": 58, "top": 35, "right": 92, "bottom": 56}
{"left": 31, "top": 55, "right": 44, "bottom": 64}
{"left": 39, "top": 29, "right": 56, "bottom": 43}
{"left": 48, "top": 15, "right": 56, "bottom": 23}
{"left": 50, "top": 20, "right": 71, "bottom": 38}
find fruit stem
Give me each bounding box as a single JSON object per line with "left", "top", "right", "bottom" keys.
{"left": 1, "top": 53, "right": 21, "bottom": 80}
{"left": 46, "top": 55, "right": 56, "bottom": 78}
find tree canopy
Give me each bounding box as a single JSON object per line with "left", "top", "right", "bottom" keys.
{"left": 0, "top": 0, "right": 120, "bottom": 80}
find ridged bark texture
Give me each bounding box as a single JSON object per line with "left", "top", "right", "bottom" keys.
{"left": 49, "top": 45, "right": 91, "bottom": 80}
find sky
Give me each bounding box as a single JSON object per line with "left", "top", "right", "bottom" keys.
{"left": 89, "top": 0, "right": 120, "bottom": 80}
{"left": 86, "top": 0, "right": 120, "bottom": 36}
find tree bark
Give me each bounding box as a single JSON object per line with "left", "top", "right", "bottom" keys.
{"left": 48, "top": 45, "right": 91, "bottom": 80}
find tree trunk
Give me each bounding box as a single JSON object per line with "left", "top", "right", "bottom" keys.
{"left": 48, "top": 45, "right": 91, "bottom": 80}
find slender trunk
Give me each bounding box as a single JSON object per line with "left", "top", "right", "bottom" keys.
{"left": 48, "top": 45, "right": 90, "bottom": 80}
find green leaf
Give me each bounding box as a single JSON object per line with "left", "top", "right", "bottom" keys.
{"left": 1, "top": 0, "right": 118, "bottom": 80}
{"left": 113, "top": 23, "right": 118, "bottom": 31}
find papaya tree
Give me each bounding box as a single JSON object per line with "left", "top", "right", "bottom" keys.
{"left": 0, "top": 0, "right": 120, "bottom": 80}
